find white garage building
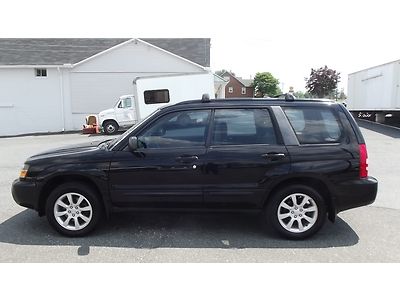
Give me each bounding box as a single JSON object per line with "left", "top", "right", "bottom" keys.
{"left": 0, "top": 38, "right": 212, "bottom": 136}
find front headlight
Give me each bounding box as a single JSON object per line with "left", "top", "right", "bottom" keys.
{"left": 19, "top": 164, "right": 29, "bottom": 179}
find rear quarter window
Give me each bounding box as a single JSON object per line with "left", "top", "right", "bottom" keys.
{"left": 283, "top": 106, "right": 344, "bottom": 144}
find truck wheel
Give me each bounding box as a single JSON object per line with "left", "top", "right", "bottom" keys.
{"left": 103, "top": 120, "right": 119, "bottom": 135}
{"left": 45, "top": 182, "right": 103, "bottom": 237}
{"left": 264, "top": 185, "right": 327, "bottom": 239}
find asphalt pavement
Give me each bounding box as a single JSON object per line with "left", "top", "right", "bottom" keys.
{"left": 0, "top": 123, "right": 399, "bottom": 262}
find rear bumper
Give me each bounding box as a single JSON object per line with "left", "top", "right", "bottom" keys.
{"left": 11, "top": 179, "right": 40, "bottom": 211}
{"left": 334, "top": 176, "right": 378, "bottom": 213}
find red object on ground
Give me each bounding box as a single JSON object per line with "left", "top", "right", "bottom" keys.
{"left": 82, "top": 115, "right": 99, "bottom": 134}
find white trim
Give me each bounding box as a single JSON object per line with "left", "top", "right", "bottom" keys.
{"left": 133, "top": 72, "right": 210, "bottom": 83}
{"left": 72, "top": 39, "right": 135, "bottom": 67}
{"left": 213, "top": 73, "right": 229, "bottom": 82}
{"left": 72, "top": 38, "right": 208, "bottom": 71}
{"left": 69, "top": 71, "right": 185, "bottom": 74}
{"left": 57, "top": 67, "right": 65, "bottom": 131}
{"left": 0, "top": 65, "right": 64, "bottom": 69}
{"left": 135, "top": 39, "right": 207, "bottom": 71}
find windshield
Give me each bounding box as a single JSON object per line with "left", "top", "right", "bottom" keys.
{"left": 108, "top": 109, "right": 161, "bottom": 150}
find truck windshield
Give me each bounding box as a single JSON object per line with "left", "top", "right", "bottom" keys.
{"left": 108, "top": 109, "right": 160, "bottom": 150}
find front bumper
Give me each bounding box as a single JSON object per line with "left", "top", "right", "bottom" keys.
{"left": 334, "top": 176, "right": 378, "bottom": 213}
{"left": 11, "top": 179, "right": 40, "bottom": 211}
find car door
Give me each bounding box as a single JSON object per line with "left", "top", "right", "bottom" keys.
{"left": 203, "top": 108, "right": 290, "bottom": 209}
{"left": 115, "top": 97, "right": 135, "bottom": 127}
{"left": 109, "top": 109, "right": 211, "bottom": 208}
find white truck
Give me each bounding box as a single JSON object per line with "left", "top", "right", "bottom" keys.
{"left": 98, "top": 73, "right": 214, "bottom": 134}
{"left": 348, "top": 59, "right": 400, "bottom": 123}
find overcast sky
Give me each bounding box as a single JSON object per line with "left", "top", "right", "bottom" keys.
{"left": 1, "top": 0, "right": 399, "bottom": 94}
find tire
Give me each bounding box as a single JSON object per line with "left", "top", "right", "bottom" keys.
{"left": 264, "top": 185, "right": 327, "bottom": 239}
{"left": 103, "top": 120, "right": 119, "bottom": 135}
{"left": 45, "top": 182, "right": 103, "bottom": 237}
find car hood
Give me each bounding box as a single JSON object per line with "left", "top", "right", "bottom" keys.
{"left": 27, "top": 140, "right": 108, "bottom": 162}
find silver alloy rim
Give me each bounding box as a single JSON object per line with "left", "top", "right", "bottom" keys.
{"left": 277, "top": 193, "right": 318, "bottom": 233}
{"left": 106, "top": 124, "right": 116, "bottom": 133}
{"left": 54, "top": 192, "right": 93, "bottom": 231}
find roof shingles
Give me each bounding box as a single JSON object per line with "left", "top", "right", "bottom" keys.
{"left": 0, "top": 38, "right": 210, "bottom": 67}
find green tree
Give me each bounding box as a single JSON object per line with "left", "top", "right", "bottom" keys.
{"left": 305, "top": 66, "right": 341, "bottom": 98}
{"left": 293, "top": 91, "right": 305, "bottom": 98}
{"left": 326, "top": 88, "right": 347, "bottom": 101}
{"left": 339, "top": 88, "right": 347, "bottom": 101}
{"left": 252, "top": 72, "right": 280, "bottom": 97}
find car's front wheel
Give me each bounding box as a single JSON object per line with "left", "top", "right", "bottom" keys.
{"left": 265, "top": 185, "right": 327, "bottom": 239}
{"left": 45, "top": 182, "right": 102, "bottom": 237}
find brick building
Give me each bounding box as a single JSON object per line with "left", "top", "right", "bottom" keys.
{"left": 222, "top": 71, "right": 254, "bottom": 98}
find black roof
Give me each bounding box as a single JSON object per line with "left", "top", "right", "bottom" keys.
{"left": 165, "top": 98, "right": 336, "bottom": 110}
{"left": 0, "top": 38, "right": 210, "bottom": 66}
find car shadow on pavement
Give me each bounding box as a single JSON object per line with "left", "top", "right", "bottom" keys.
{"left": 0, "top": 209, "right": 359, "bottom": 250}
{"left": 358, "top": 119, "right": 400, "bottom": 138}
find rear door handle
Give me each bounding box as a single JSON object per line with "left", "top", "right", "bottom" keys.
{"left": 176, "top": 155, "right": 199, "bottom": 163}
{"left": 261, "top": 153, "right": 286, "bottom": 161}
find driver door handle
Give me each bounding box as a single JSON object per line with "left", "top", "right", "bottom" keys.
{"left": 176, "top": 155, "right": 199, "bottom": 163}
{"left": 261, "top": 152, "right": 286, "bottom": 161}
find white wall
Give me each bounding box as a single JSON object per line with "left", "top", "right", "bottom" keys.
{"left": 0, "top": 68, "right": 64, "bottom": 136}
{"left": 348, "top": 60, "right": 400, "bottom": 110}
{"left": 67, "top": 40, "right": 206, "bottom": 130}
{"left": 0, "top": 40, "right": 208, "bottom": 135}
{"left": 73, "top": 40, "right": 204, "bottom": 73}
{"left": 135, "top": 73, "right": 215, "bottom": 119}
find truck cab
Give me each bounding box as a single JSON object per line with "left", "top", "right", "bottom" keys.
{"left": 98, "top": 95, "right": 136, "bottom": 134}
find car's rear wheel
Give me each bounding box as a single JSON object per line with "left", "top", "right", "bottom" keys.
{"left": 103, "top": 120, "right": 119, "bottom": 135}
{"left": 45, "top": 182, "right": 102, "bottom": 237}
{"left": 265, "top": 185, "right": 327, "bottom": 239}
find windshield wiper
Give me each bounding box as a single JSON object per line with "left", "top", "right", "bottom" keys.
{"left": 98, "top": 139, "right": 113, "bottom": 149}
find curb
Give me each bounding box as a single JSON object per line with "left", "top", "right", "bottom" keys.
{"left": 356, "top": 119, "right": 400, "bottom": 131}
{"left": 0, "top": 130, "right": 82, "bottom": 139}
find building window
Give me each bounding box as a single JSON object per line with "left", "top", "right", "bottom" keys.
{"left": 241, "top": 87, "right": 246, "bottom": 94}
{"left": 35, "top": 68, "right": 47, "bottom": 77}
{"left": 228, "top": 87, "right": 233, "bottom": 93}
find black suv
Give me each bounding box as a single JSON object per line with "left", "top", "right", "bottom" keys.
{"left": 12, "top": 98, "right": 378, "bottom": 239}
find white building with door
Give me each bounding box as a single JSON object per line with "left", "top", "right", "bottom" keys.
{"left": 0, "top": 38, "right": 212, "bottom": 136}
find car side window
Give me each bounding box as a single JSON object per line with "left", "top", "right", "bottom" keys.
{"left": 283, "top": 106, "right": 343, "bottom": 144}
{"left": 137, "top": 110, "right": 211, "bottom": 149}
{"left": 212, "top": 109, "right": 277, "bottom": 145}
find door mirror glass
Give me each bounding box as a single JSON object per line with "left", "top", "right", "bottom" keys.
{"left": 128, "top": 136, "right": 138, "bottom": 151}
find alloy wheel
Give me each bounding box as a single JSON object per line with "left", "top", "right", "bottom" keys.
{"left": 277, "top": 193, "right": 318, "bottom": 233}
{"left": 53, "top": 192, "right": 93, "bottom": 231}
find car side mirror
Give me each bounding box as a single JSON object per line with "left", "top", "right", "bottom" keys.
{"left": 128, "top": 136, "right": 139, "bottom": 151}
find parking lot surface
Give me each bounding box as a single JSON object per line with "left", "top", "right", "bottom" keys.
{"left": 1, "top": 123, "right": 399, "bottom": 262}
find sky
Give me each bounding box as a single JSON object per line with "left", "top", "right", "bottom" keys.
{"left": 1, "top": 0, "right": 400, "bottom": 94}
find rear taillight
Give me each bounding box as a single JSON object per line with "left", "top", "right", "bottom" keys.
{"left": 359, "top": 144, "right": 368, "bottom": 178}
